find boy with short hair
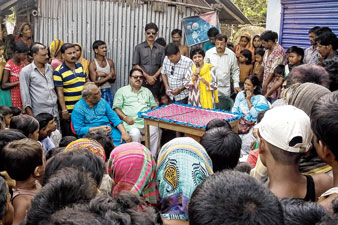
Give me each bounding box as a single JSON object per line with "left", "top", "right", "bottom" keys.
{"left": 35, "top": 113, "right": 56, "bottom": 153}
{"left": 89, "top": 40, "right": 116, "bottom": 107}
{"left": 203, "top": 27, "right": 219, "bottom": 52}
{"left": 200, "top": 126, "right": 241, "bottom": 172}
{"left": 285, "top": 46, "right": 304, "bottom": 75}
{"left": 189, "top": 170, "right": 285, "bottom": 225}
{"left": 257, "top": 105, "right": 332, "bottom": 201}
{"left": 311, "top": 92, "right": 338, "bottom": 212}
{"left": 1, "top": 139, "right": 45, "bottom": 225}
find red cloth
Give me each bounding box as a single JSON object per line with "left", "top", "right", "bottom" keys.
{"left": 247, "top": 148, "right": 259, "bottom": 168}
{"left": 4, "top": 60, "right": 25, "bottom": 108}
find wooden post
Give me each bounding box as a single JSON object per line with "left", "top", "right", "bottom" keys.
{"left": 144, "top": 119, "right": 150, "bottom": 149}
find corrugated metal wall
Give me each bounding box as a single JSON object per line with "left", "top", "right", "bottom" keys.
{"left": 33, "top": 0, "right": 196, "bottom": 92}
{"left": 280, "top": 0, "right": 338, "bottom": 50}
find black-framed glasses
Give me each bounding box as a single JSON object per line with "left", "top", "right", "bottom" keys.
{"left": 131, "top": 75, "right": 143, "bottom": 80}
{"left": 146, "top": 31, "right": 157, "bottom": 35}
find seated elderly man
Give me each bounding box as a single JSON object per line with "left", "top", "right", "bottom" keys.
{"left": 113, "top": 68, "right": 160, "bottom": 156}
{"left": 71, "top": 82, "right": 131, "bottom": 146}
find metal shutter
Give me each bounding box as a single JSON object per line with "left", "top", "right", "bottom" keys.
{"left": 280, "top": 0, "right": 338, "bottom": 50}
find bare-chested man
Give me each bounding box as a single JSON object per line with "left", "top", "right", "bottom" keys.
{"left": 171, "top": 29, "right": 189, "bottom": 57}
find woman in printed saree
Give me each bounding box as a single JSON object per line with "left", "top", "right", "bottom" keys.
{"left": 156, "top": 137, "right": 213, "bottom": 225}
{"left": 107, "top": 142, "right": 159, "bottom": 207}
{"left": 185, "top": 47, "right": 218, "bottom": 109}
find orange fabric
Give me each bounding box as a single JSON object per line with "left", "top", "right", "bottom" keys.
{"left": 235, "top": 33, "right": 254, "bottom": 61}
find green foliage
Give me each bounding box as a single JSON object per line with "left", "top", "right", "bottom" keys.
{"left": 232, "top": 0, "right": 267, "bottom": 24}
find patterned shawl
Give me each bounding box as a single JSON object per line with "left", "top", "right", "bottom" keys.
{"left": 64, "top": 138, "right": 106, "bottom": 161}
{"left": 156, "top": 137, "right": 213, "bottom": 221}
{"left": 107, "top": 142, "right": 159, "bottom": 206}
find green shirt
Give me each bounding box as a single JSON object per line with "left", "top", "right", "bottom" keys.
{"left": 113, "top": 85, "right": 157, "bottom": 132}
{"left": 203, "top": 41, "right": 215, "bottom": 52}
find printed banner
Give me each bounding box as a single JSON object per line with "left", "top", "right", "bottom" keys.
{"left": 183, "top": 11, "right": 220, "bottom": 47}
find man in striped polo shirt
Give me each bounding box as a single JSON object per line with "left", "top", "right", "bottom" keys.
{"left": 53, "top": 43, "right": 87, "bottom": 136}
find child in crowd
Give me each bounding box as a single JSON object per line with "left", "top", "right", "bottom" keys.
{"left": 0, "top": 106, "right": 12, "bottom": 128}
{"left": 285, "top": 46, "right": 304, "bottom": 75}
{"left": 0, "top": 129, "right": 26, "bottom": 171}
{"left": 158, "top": 93, "right": 170, "bottom": 106}
{"left": 200, "top": 126, "right": 242, "bottom": 172}
{"left": 35, "top": 113, "right": 56, "bottom": 154}
{"left": 24, "top": 167, "right": 99, "bottom": 225}
{"left": 42, "top": 148, "right": 105, "bottom": 188}
{"left": 253, "top": 48, "right": 265, "bottom": 82}
{"left": 205, "top": 118, "right": 231, "bottom": 131}
{"left": 238, "top": 49, "right": 253, "bottom": 86}
{"left": 311, "top": 92, "right": 338, "bottom": 213}
{"left": 1, "top": 139, "right": 45, "bottom": 225}
{"left": 9, "top": 115, "right": 39, "bottom": 141}
{"left": 1, "top": 41, "right": 29, "bottom": 109}
{"left": 9, "top": 107, "right": 21, "bottom": 116}
{"left": 252, "top": 34, "right": 262, "bottom": 50}
{"left": 0, "top": 40, "right": 12, "bottom": 107}
{"left": 257, "top": 106, "right": 332, "bottom": 201}
{"left": 58, "top": 136, "right": 77, "bottom": 147}
{"left": 0, "top": 173, "right": 14, "bottom": 225}
{"left": 265, "top": 64, "right": 285, "bottom": 103}
{"left": 189, "top": 170, "right": 285, "bottom": 225}
{"left": 84, "top": 130, "right": 115, "bottom": 159}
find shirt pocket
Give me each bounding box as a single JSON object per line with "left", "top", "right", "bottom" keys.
{"left": 153, "top": 52, "right": 163, "bottom": 65}
{"left": 140, "top": 54, "right": 150, "bottom": 65}
{"left": 138, "top": 94, "right": 151, "bottom": 108}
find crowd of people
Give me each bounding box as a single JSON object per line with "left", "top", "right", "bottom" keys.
{"left": 0, "top": 20, "right": 338, "bottom": 225}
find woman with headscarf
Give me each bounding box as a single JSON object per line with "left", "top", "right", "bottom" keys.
{"left": 157, "top": 137, "right": 213, "bottom": 225}
{"left": 49, "top": 39, "right": 64, "bottom": 71}
{"left": 64, "top": 138, "right": 106, "bottom": 161}
{"left": 73, "top": 43, "right": 89, "bottom": 75}
{"left": 234, "top": 33, "right": 254, "bottom": 62}
{"left": 65, "top": 138, "right": 114, "bottom": 193}
{"left": 107, "top": 142, "right": 159, "bottom": 206}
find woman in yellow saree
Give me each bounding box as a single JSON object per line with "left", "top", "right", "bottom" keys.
{"left": 185, "top": 47, "right": 218, "bottom": 109}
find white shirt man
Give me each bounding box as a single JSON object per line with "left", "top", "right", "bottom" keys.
{"left": 205, "top": 34, "right": 240, "bottom": 98}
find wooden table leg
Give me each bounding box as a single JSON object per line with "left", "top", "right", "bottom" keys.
{"left": 144, "top": 119, "right": 150, "bottom": 149}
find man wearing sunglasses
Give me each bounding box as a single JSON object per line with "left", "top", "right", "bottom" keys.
{"left": 113, "top": 68, "right": 160, "bottom": 156}
{"left": 133, "top": 22, "right": 165, "bottom": 98}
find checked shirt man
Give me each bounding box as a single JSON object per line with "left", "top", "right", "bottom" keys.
{"left": 161, "top": 43, "right": 193, "bottom": 104}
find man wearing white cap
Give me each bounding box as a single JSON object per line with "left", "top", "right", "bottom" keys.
{"left": 257, "top": 105, "right": 332, "bottom": 201}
